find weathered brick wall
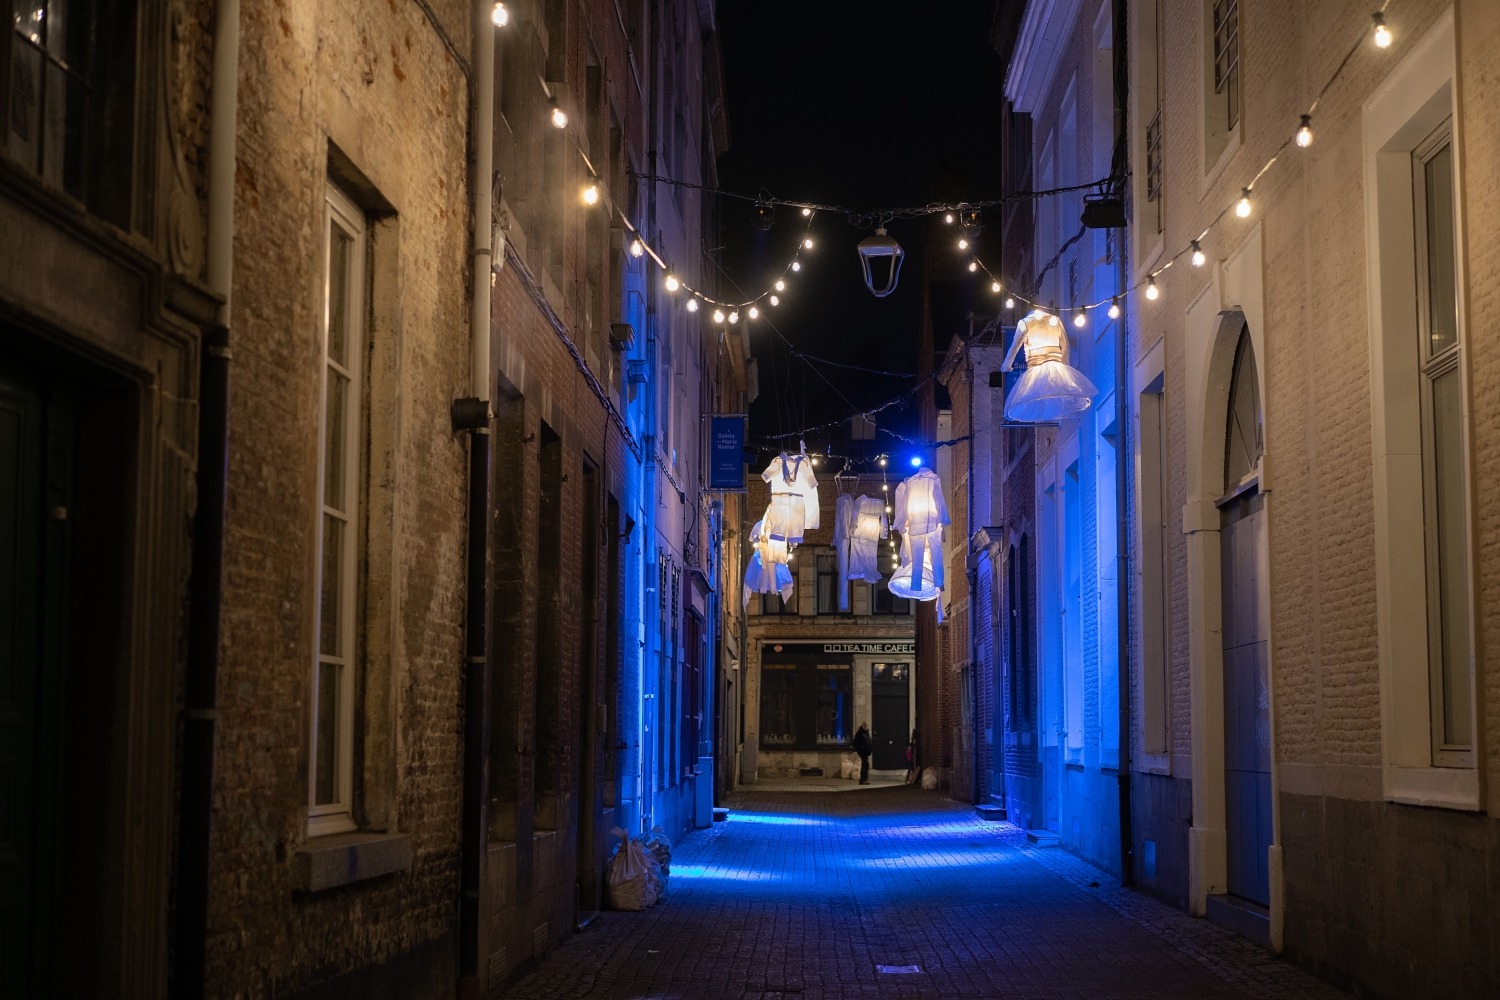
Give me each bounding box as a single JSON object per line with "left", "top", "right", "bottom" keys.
{"left": 210, "top": 1, "right": 473, "bottom": 996}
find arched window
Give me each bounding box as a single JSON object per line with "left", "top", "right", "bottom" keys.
{"left": 1223, "top": 323, "right": 1262, "bottom": 491}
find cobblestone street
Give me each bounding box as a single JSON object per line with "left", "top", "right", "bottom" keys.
{"left": 502, "top": 784, "right": 1350, "bottom": 999}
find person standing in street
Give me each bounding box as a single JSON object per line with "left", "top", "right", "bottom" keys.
{"left": 853, "top": 722, "right": 873, "bottom": 784}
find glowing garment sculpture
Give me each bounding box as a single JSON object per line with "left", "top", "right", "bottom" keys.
{"left": 759, "top": 452, "right": 819, "bottom": 544}
{"left": 1000, "top": 308, "right": 1098, "bottom": 423}
{"left": 832, "top": 494, "right": 888, "bottom": 611}
{"left": 888, "top": 468, "right": 948, "bottom": 601}
{"left": 743, "top": 519, "right": 794, "bottom": 609}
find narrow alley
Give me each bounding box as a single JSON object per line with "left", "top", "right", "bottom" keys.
{"left": 504, "top": 785, "right": 1348, "bottom": 1000}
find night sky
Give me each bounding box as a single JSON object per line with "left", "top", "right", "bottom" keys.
{"left": 715, "top": 1, "right": 1009, "bottom": 457}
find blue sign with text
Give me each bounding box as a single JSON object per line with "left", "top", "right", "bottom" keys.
{"left": 708, "top": 415, "right": 746, "bottom": 491}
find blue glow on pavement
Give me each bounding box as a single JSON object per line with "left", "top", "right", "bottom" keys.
{"left": 728, "top": 812, "right": 828, "bottom": 827}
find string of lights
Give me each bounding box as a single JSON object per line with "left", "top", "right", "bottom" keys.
{"left": 624, "top": 171, "right": 1121, "bottom": 222}
{"left": 957, "top": 0, "right": 1401, "bottom": 328}
{"left": 490, "top": 0, "right": 1405, "bottom": 447}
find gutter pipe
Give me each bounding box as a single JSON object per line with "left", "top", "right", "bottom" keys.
{"left": 175, "top": 2, "right": 238, "bottom": 996}
{"left": 458, "top": 2, "right": 496, "bottom": 994}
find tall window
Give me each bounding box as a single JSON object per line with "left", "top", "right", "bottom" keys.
{"left": 1364, "top": 12, "right": 1475, "bottom": 797}
{"left": 1202, "top": 0, "right": 1239, "bottom": 168}
{"left": 311, "top": 183, "right": 367, "bottom": 836}
{"left": 1414, "top": 124, "right": 1470, "bottom": 764}
{"left": 1212, "top": 0, "right": 1239, "bottom": 131}
{"left": 815, "top": 551, "right": 841, "bottom": 614}
{"left": 8, "top": 1, "right": 89, "bottom": 193}
{"left": 1138, "top": 374, "right": 1169, "bottom": 755}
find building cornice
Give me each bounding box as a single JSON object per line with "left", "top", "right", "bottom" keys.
{"left": 1003, "top": 0, "right": 1082, "bottom": 114}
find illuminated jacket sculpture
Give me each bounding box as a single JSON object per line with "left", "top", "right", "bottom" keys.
{"left": 759, "top": 452, "right": 819, "bottom": 545}
{"left": 888, "top": 467, "right": 948, "bottom": 601}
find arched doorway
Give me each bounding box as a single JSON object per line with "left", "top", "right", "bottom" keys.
{"left": 1217, "top": 323, "right": 1270, "bottom": 907}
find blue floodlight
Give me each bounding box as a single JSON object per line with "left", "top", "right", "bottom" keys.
{"left": 909, "top": 455, "right": 922, "bottom": 468}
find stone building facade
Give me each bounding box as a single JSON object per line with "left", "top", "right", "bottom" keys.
{"left": 990, "top": 0, "right": 1128, "bottom": 875}
{"left": 2, "top": 1, "right": 219, "bottom": 995}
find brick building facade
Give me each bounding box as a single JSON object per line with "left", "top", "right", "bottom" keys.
{"left": 2, "top": 1, "right": 740, "bottom": 997}
{"left": 1117, "top": 1, "right": 1500, "bottom": 993}
{"left": 741, "top": 470, "right": 917, "bottom": 781}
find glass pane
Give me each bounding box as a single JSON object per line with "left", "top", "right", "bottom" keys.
{"left": 816, "top": 671, "right": 852, "bottom": 744}
{"left": 326, "top": 225, "right": 352, "bottom": 365}
{"left": 13, "top": 2, "right": 45, "bottom": 45}
{"left": 1423, "top": 143, "right": 1457, "bottom": 357}
{"left": 1224, "top": 327, "right": 1262, "bottom": 488}
{"left": 8, "top": 37, "right": 42, "bottom": 167}
{"left": 314, "top": 661, "right": 340, "bottom": 805}
{"left": 1430, "top": 368, "right": 1470, "bottom": 748}
{"left": 319, "top": 514, "right": 343, "bottom": 657}
{"left": 323, "top": 370, "right": 347, "bottom": 509}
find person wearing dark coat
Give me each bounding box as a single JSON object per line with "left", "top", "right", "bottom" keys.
{"left": 853, "top": 722, "right": 873, "bottom": 784}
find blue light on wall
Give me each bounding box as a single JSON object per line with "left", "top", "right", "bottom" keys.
{"left": 909, "top": 455, "right": 922, "bottom": 468}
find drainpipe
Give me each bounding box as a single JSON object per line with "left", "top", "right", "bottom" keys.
{"left": 966, "top": 331, "right": 980, "bottom": 807}
{"left": 174, "top": 3, "right": 238, "bottom": 997}
{"left": 1113, "top": 0, "right": 1135, "bottom": 886}
{"left": 457, "top": 3, "right": 496, "bottom": 994}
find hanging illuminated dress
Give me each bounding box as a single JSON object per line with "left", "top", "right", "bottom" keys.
{"left": 760, "top": 452, "right": 819, "bottom": 545}
{"left": 832, "top": 494, "right": 887, "bottom": 611}
{"left": 888, "top": 467, "right": 948, "bottom": 601}
{"left": 743, "top": 519, "right": 794, "bottom": 609}
{"left": 1000, "top": 308, "right": 1098, "bottom": 423}
{"left": 846, "top": 495, "right": 888, "bottom": 583}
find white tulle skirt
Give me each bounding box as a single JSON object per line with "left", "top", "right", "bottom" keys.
{"left": 743, "top": 552, "right": 794, "bottom": 608}
{"left": 1004, "top": 360, "right": 1098, "bottom": 423}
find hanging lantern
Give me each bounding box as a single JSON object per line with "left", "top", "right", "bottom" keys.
{"left": 752, "top": 200, "right": 775, "bottom": 232}
{"left": 857, "top": 227, "right": 905, "bottom": 298}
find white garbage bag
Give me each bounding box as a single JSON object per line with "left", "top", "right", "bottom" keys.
{"left": 606, "top": 827, "right": 662, "bottom": 911}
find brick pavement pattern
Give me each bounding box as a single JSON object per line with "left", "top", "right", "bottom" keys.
{"left": 502, "top": 786, "right": 1351, "bottom": 999}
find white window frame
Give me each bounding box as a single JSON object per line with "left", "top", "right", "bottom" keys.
{"left": 1199, "top": 0, "right": 1241, "bottom": 186}
{"left": 1363, "top": 8, "right": 1479, "bottom": 809}
{"left": 310, "top": 183, "right": 366, "bottom": 836}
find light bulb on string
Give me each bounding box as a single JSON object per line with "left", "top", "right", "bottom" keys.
{"left": 991, "top": 280, "right": 1002, "bottom": 294}
{"left": 1073, "top": 309, "right": 1087, "bottom": 328}
{"left": 1145, "top": 276, "right": 1159, "bottom": 300}
{"left": 685, "top": 297, "right": 698, "bottom": 313}
{"left": 882, "top": 483, "right": 889, "bottom": 492}
{"left": 967, "top": 260, "right": 979, "bottom": 273}
{"left": 769, "top": 295, "right": 780, "bottom": 307}
{"left": 791, "top": 261, "right": 801, "bottom": 272}
{"left": 629, "top": 238, "right": 644, "bottom": 258}
{"left": 1190, "top": 240, "right": 1206, "bottom": 267}
{"left": 549, "top": 99, "right": 568, "bottom": 129}
{"left": 944, "top": 212, "right": 955, "bottom": 224}
{"left": 774, "top": 279, "right": 785, "bottom": 291}
{"left": 1372, "top": 12, "right": 1392, "bottom": 48}
{"left": 728, "top": 311, "right": 739, "bottom": 324}
{"left": 491, "top": 2, "right": 510, "bottom": 27}
{"left": 957, "top": 238, "right": 969, "bottom": 251}
{"left": 801, "top": 207, "right": 812, "bottom": 217}
{"left": 581, "top": 183, "right": 600, "bottom": 206}
{"left": 803, "top": 237, "right": 814, "bottom": 250}
{"left": 664, "top": 274, "right": 680, "bottom": 292}
{"left": 748, "top": 306, "right": 760, "bottom": 319}
{"left": 1108, "top": 297, "right": 1121, "bottom": 320}
{"left": 878, "top": 456, "right": 887, "bottom": 467}
{"left": 1004, "top": 295, "right": 1015, "bottom": 310}
{"left": 1296, "top": 115, "right": 1314, "bottom": 148}
{"left": 712, "top": 309, "right": 726, "bottom": 324}
{"left": 1236, "top": 188, "right": 1253, "bottom": 218}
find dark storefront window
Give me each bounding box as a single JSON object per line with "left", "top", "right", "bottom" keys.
{"left": 759, "top": 660, "right": 853, "bottom": 749}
